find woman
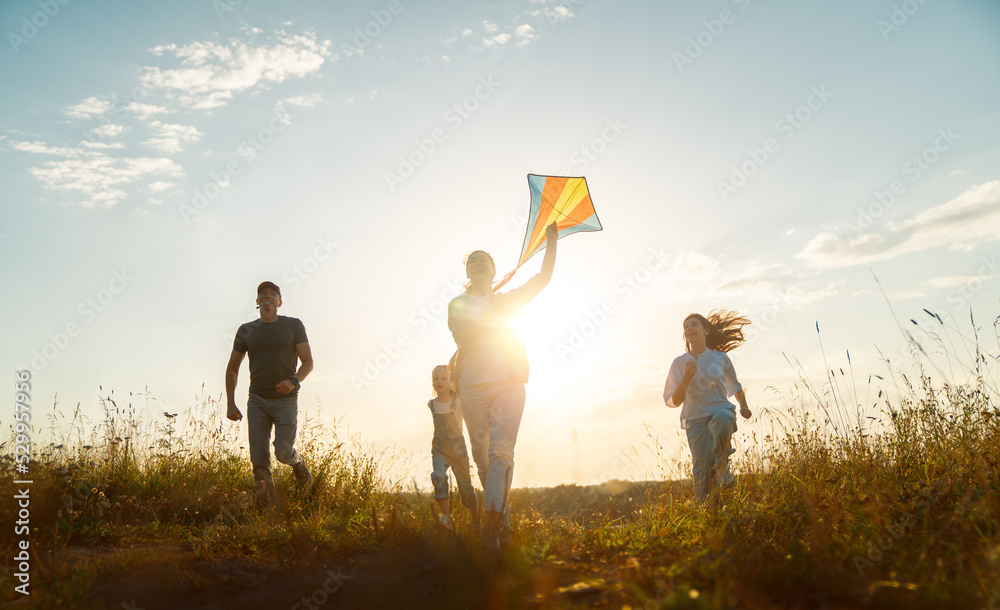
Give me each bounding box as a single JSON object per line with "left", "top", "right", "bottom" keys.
{"left": 663, "top": 310, "right": 752, "bottom": 501}
{"left": 448, "top": 221, "right": 558, "bottom": 549}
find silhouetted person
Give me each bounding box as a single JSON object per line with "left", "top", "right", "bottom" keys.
{"left": 226, "top": 281, "right": 313, "bottom": 506}
{"left": 448, "top": 221, "right": 558, "bottom": 549}
{"left": 663, "top": 310, "right": 752, "bottom": 501}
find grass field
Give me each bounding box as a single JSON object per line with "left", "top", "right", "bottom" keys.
{"left": 2, "top": 316, "right": 999, "bottom": 609}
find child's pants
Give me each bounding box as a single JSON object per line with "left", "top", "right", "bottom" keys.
{"left": 459, "top": 380, "right": 525, "bottom": 513}
{"left": 685, "top": 407, "right": 737, "bottom": 501}
{"left": 431, "top": 447, "right": 479, "bottom": 514}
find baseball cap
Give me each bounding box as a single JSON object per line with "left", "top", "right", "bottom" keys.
{"left": 257, "top": 281, "right": 281, "bottom": 296}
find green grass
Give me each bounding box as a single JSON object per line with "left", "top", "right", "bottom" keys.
{"left": 2, "top": 315, "right": 999, "bottom": 608}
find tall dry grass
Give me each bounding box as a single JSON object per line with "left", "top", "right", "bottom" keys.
{"left": 0, "top": 312, "right": 997, "bottom": 608}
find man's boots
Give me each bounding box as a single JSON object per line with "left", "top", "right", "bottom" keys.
{"left": 292, "top": 460, "right": 313, "bottom": 493}
{"left": 253, "top": 466, "right": 277, "bottom": 507}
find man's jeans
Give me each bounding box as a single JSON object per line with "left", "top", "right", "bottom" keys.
{"left": 247, "top": 393, "right": 302, "bottom": 469}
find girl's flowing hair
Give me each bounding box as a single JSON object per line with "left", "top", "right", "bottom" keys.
{"left": 685, "top": 309, "right": 751, "bottom": 353}
{"left": 462, "top": 250, "right": 496, "bottom": 294}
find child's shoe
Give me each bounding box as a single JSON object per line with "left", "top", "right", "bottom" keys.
{"left": 437, "top": 514, "right": 455, "bottom": 533}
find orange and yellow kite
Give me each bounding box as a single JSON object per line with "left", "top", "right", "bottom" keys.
{"left": 494, "top": 174, "right": 603, "bottom": 291}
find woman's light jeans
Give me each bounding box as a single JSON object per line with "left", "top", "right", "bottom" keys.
{"left": 459, "top": 380, "right": 525, "bottom": 513}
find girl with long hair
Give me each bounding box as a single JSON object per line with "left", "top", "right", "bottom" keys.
{"left": 663, "top": 310, "right": 752, "bottom": 501}
{"left": 447, "top": 221, "right": 558, "bottom": 549}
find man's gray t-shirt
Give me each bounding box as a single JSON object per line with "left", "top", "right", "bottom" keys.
{"left": 233, "top": 316, "right": 308, "bottom": 399}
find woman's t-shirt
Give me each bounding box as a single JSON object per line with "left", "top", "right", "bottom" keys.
{"left": 452, "top": 293, "right": 512, "bottom": 385}
{"left": 662, "top": 349, "right": 742, "bottom": 429}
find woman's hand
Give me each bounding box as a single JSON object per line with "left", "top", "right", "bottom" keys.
{"left": 545, "top": 221, "right": 558, "bottom": 243}
{"left": 740, "top": 405, "right": 752, "bottom": 419}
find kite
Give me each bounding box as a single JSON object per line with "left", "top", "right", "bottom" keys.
{"left": 493, "top": 174, "right": 603, "bottom": 291}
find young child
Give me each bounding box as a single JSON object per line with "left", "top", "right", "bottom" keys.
{"left": 428, "top": 364, "right": 480, "bottom": 533}
{"left": 663, "top": 310, "right": 752, "bottom": 501}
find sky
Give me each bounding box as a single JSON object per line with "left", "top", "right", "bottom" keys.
{"left": 3, "top": 0, "right": 1000, "bottom": 489}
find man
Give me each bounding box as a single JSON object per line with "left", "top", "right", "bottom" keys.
{"left": 226, "top": 281, "right": 314, "bottom": 505}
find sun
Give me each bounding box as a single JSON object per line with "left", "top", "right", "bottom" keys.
{"left": 511, "top": 281, "right": 581, "bottom": 386}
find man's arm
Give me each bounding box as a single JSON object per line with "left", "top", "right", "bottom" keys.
{"left": 276, "top": 342, "right": 313, "bottom": 394}
{"left": 226, "top": 350, "right": 245, "bottom": 421}
{"left": 293, "top": 342, "right": 313, "bottom": 382}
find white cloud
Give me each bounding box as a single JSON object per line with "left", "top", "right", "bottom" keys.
{"left": 483, "top": 33, "right": 512, "bottom": 47}
{"left": 483, "top": 20, "right": 499, "bottom": 33}
{"left": 81, "top": 141, "right": 126, "bottom": 150}
{"left": 653, "top": 252, "right": 839, "bottom": 310}
{"left": 140, "top": 32, "right": 333, "bottom": 110}
{"left": 91, "top": 123, "right": 127, "bottom": 138}
{"left": 461, "top": 29, "right": 473, "bottom": 37}
{"left": 281, "top": 94, "right": 323, "bottom": 108}
{"left": 12, "top": 141, "right": 79, "bottom": 156}
{"left": 515, "top": 24, "right": 537, "bottom": 48}
{"left": 142, "top": 122, "right": 203, "bottom": 154}
{"left": 924, "top": 276, "right": 979, "bottom": 289}
{"left": 148, "top": 181, "right": 175, "bottom": 193}
{"left": 546, "top": 5, "right": 575, "bottom": 22}
{"left": 24, "top": 149, "right": 183, "bottom": 208}
{"left": 125, "top": 102, "right": 173, "bottom": 121}
{"left": 798, "top": 180, "right": 1000, "bottom": 268}
{"left": 66, "top": 97, "right": 113, "bottom": 119}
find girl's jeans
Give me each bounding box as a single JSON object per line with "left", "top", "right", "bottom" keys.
{"left": 685, "top": 407, "right": 737, "bottom": 501}
{"left": 431, "top": 447, "right": 479, "bottom": 514}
